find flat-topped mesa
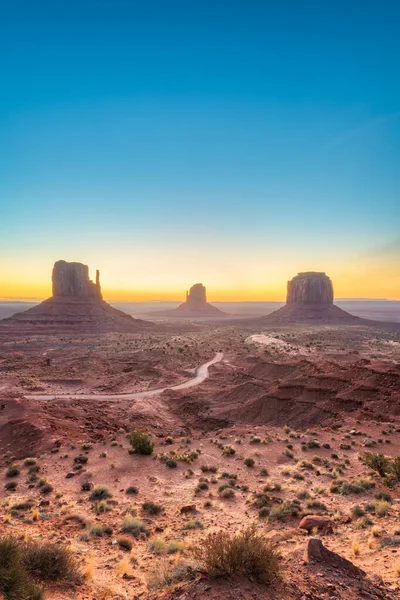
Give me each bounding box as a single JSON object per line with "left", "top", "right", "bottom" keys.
{"left": 186, "top": 283, "right": 207, "bottom": 307}
{"left": 52, "top": 260, "right": 102, "bottom": 301}
{"left": 287, "top": 272, "right": 334, "bottom": 306}
{"left": 260, "top": 270, "right": 359, "bottom": 324}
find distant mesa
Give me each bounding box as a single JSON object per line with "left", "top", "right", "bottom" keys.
{"left": 261, "top": 272, "right": 359, "bottom": 324}
{"left": 148, "top": 283, "right": 228, "bottom": 318}
{"left": 1, "top": 260, "right": 154, "bottom": 333}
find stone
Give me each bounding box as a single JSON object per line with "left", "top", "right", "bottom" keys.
{"left": 148, "top": 282, "right": 228, "bottom": 318}
{"left": 263, "top": 271, "right": 359, "bottom": 324}
{"left": 52, "top": 260, "right": 102, "bottom": 300}
{"left": 299, "top": 515, "right": 334, "bottom": 534}
{"left": 287, "top": 272, "right": 333, "bottom": 305}
{"left": 2, "top": 260, "right": 154, "bottom": 333}
{"left": 180, "top": 504, "right": 197, "bottom": 514}
{"left": 304, "top": 537, "right": 366, "bottom": 578}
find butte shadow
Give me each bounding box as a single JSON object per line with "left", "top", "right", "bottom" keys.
{"left": 0, "top": 260, "right": 155, "bottom": 334}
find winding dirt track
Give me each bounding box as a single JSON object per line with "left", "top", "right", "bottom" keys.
{"left": 25, "top": 352, "right": 224, "bottom": 401}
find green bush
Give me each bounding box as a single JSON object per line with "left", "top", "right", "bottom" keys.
{"left": 129, "top": 430, "right": 154, "bottom": 455}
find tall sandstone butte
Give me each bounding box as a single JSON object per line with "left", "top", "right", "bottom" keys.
{"left": 148, "top": 282, "right": 228, "bottom": 318}
{"left": 1, "top": 260, "right": 153, "bottom": 333}
{"left": 52, "top": 260, "right": 102, "bottom": 300}
{"left": 287, "top": 272, "right": 334, "bottom": 306}
{"left": 263, "top": 271, "right": 358, "bottom": 324}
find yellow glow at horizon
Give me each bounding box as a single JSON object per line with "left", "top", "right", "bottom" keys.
{"left": 0, "top": 253, "right": 399, "bottom": 301}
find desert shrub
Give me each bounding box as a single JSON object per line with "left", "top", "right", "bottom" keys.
{"left": 380, "top": 536, "right": 400, "bottom": 548}
{"left": 269, "top": 502, "right": 299, "bottom": 521}
{"left": 117, "top": 535, "right": 133, "bottom": 551}
{"left": 5, "top": 481, "right": 17, "bottom": 491}
{"left": 73, "top": 455, "right": 88, "bottom": 465}
{"left": 297, "top": 490, "right": 310, "bottom": 500}
{"left": 330, "top": 478, "right": 374, "bottom": 495}
{"left": 5, "top": 466, "right": 20, "bottom": 478}
{"left": 129, "top": 430, "right": 154, "bottom": 455}
{"left": 194, "top": 526, "right": 280, "bottom": 583}
{"left": 166, "top": 459, "right": 177, "bottom": 468}
{"left": 375, "top": 491, "right": 392, "bottom": 502}
{"left": 244, "top": 458, "right": 255, "bottom": 468}
{"left": 23, "top": 459, "right": 37, "bottom": 467}
{"left": 355, "top": 516, "right": 373, "bottom": 529}
{"left": 126, "top": 486, "right": 139, "bottom": 495}
{"left": 149, "top": 537, "right": 166, "bottom": 554}
{"left": 89, "top": 485, "right": 112, "bottom": 501}
{"left": 220, "top": 487, "right": 235, "bottom": 499}
{"left": 168, "top": 540, "right": 184, "bottom": 554}
{"left": 121, "top": 517, "right": 149, "bottom": 537}
{"left": 200, "top": 465, "right": 217, "bottom": 473}
{"left": 93, "top": 500, "right": 110, "bottom": 515}
{"left": 364, "top": 452, "right": 390, "bottom": 477}
{"left": 0, "top": 538, "right": 43, "bottom": 600}
{"left": 147, "top": 556, "right": 194, "bottom": 590}
{"left": 80, "top": 478, "right": 92, "bottom": 492}
{"left": 249, "top": 436, "right": 262, "bottom": 444}
{"left": 222, "top": 445, "right": 235, "bottom": 456}
{"left": 142, "top": 501, "right": 163, "bottom": 516}
{"left": 12, "top": 499, "right": 35, "bottom": 511}
{"left": 22, "top": 540, "right": 81, "bottom": 583}
{"left": 305, "top": 500, "right": 327, "bottom": 511}
{"left": 40, "top": 484, "right": 53, "bottom": 495}
{"left": 195, "top": 482, "right": 209, "bottom": 493}
{"left": 351, "top": 505, "right": 365, "bottom": 518}
{"left": 374, "top": 500, "right": 390, "bottom": 517}
{"left": 182, "top": 520, "right": 203, "bottom": 530}
{"left": 258, "top": 507, "right": 269, "bottom": 519}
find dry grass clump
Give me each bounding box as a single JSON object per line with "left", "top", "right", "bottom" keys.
{"left": 0, "top": 535, "right": 81, "bottom": 600}
{"left": 352, "top": 541, "right": 360, "bottom": 556}
{"left": 22, "top": 540, "right": 81, "bottom": 583}
{"left": 194, "top": 526, "right": 280, "bottom": 583}
{"left": 121, "top": 517, "right": 149, "bottom": 538}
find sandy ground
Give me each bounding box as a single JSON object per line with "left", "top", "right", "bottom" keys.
{"left": 1, "top": 321, "right": 400, "bottom": 598}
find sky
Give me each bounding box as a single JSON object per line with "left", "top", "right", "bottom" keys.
{"left": 1, "top": 0, "right": 399, "bottom": 301}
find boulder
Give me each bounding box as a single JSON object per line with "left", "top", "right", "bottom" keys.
{"left": 299, "top": 515, "right": 334, "bottom": 534}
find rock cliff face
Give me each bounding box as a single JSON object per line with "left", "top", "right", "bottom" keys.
{"left": 261, "top": 271, "right": 358, "bottom": 324}
{"left": 185, "top": 283, "right": 207, "bottom": 307}
{"left": 148, "top": 283, "right": 228, "bottom": 319}
{"left": 287, "top": 272, "right": 333, "bottom": 306}
{"left": 52, "top": 260, "right": 102, "bottom": 300}
{"left": 2, "top": 260, "right": 153, "bottom": 333}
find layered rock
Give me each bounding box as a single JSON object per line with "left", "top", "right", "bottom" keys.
{"left": 52, "top": 260, "right": 102, "bottom": 300}
{"left": 287, "top": 272, "right": 333, "bottom": 305}
{"left": 148, "top": 283, "right": 228, "bottom": 318}
{"left": 1, "top": 260, "right": 154, "bottom": 333}
{"left": 262, "top": 271, "right": 359, "bottom": 324}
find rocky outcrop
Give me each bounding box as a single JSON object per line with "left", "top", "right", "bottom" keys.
{"left": 148, "top": 283, "right": 228, "bottom": 319}
{"left": 1, "top": 260, "right": 154, "bottom": 334}
{"left": 287, "top": 272, "right": 333, "bottom": 305}
{"left": 52, "top": 260, "right": 102, "bottom": 300}
{"left": 261, "top": 271, "right": 359, "bottom": 324}
{"left": 304, "top": 537, "right": 365, "bottom": 578}
{"left": 185, "top": 283, "right": 207, "bottom": 306}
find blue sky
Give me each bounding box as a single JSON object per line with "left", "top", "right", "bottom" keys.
{"left": 1, "top": 0, "right": 399, "bottom": 300}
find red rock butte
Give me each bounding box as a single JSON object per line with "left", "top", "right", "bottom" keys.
{"left": 149, "top": 283, "right": 228, "bottom": 318}
{"left": 1, "top": 260, "right": 154, "bottom": 333}
{"left": 263, "top": 272, "right": 359, "bottom": 324}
